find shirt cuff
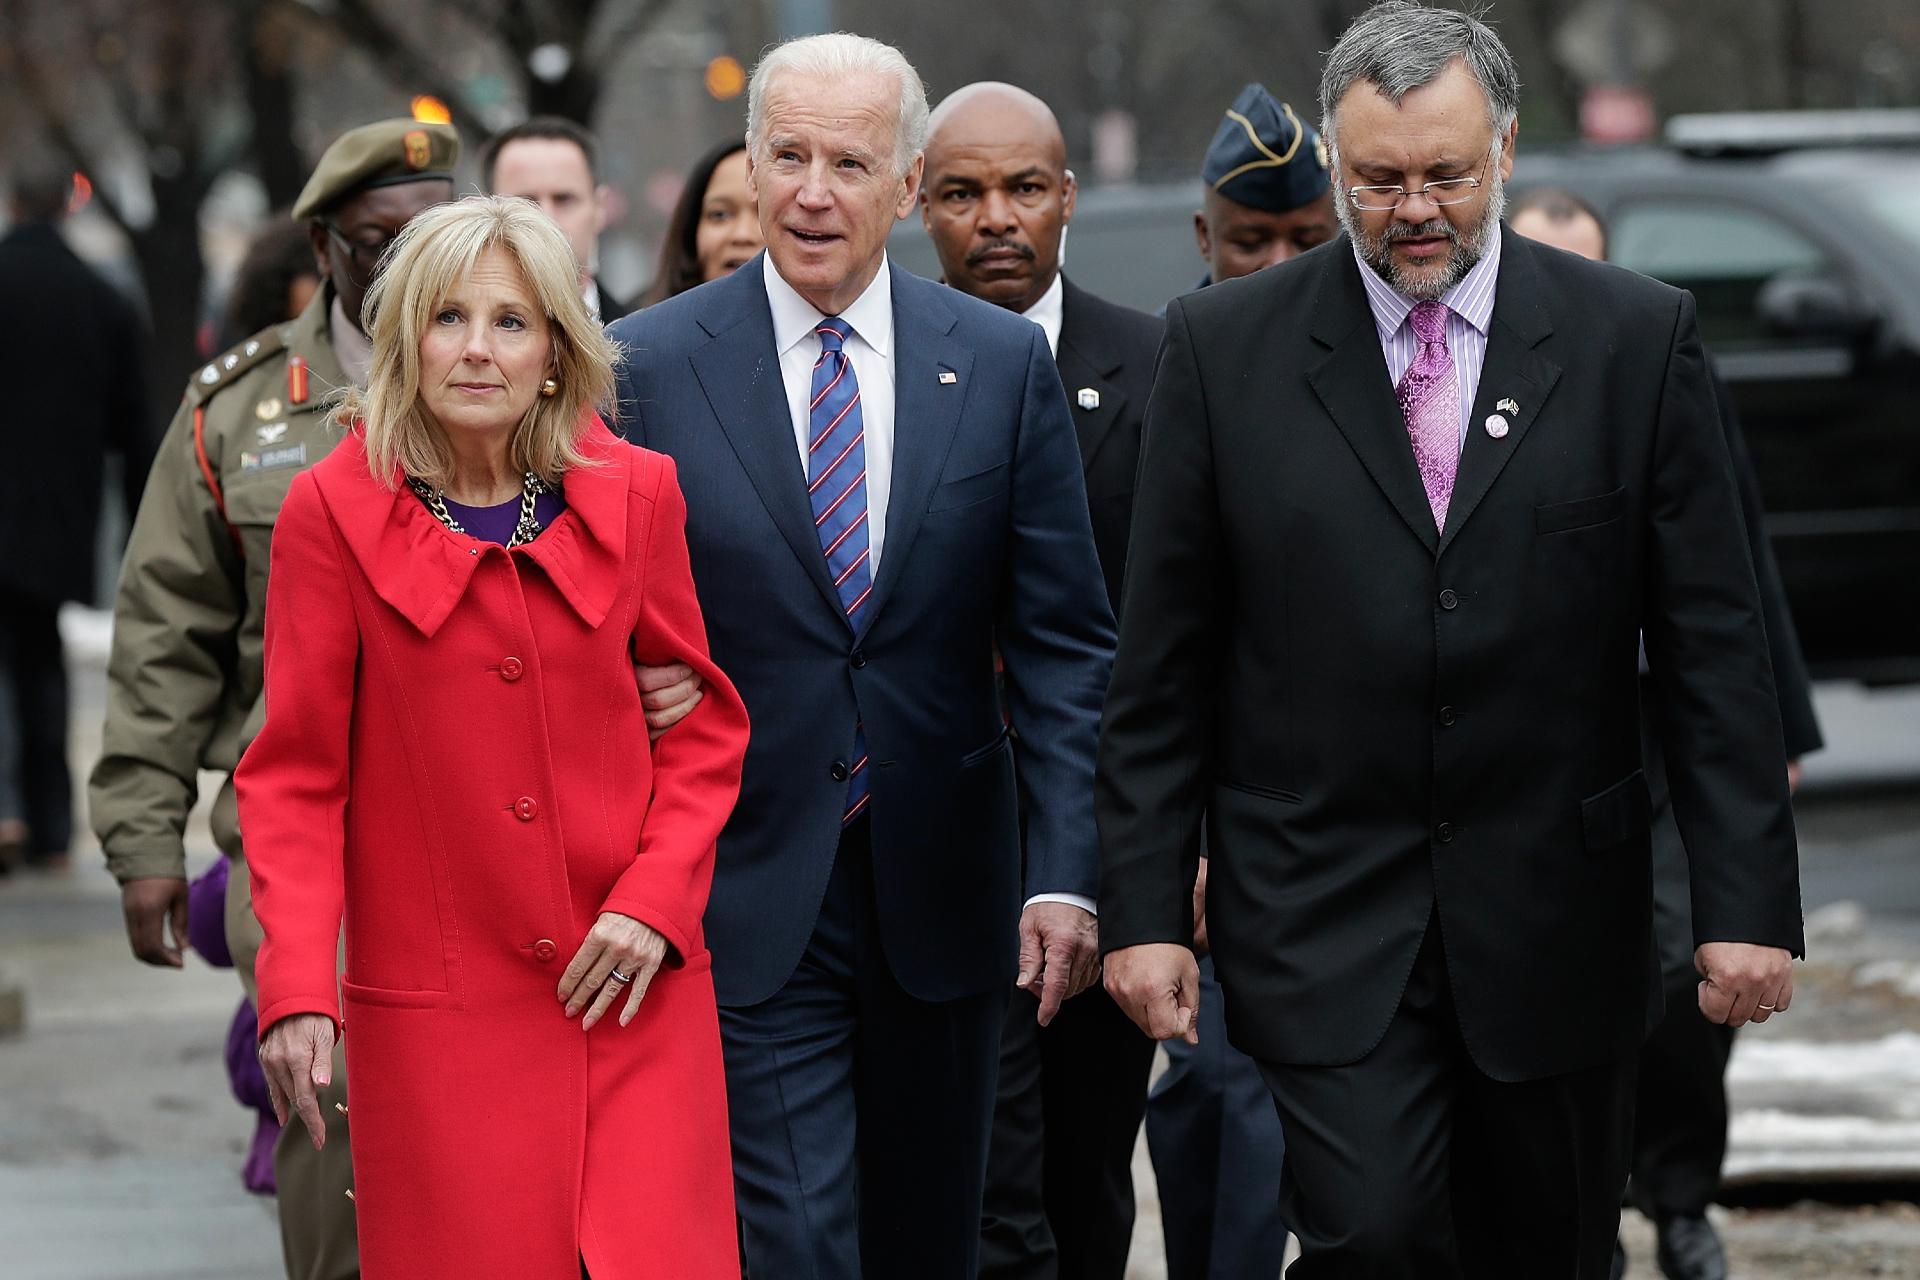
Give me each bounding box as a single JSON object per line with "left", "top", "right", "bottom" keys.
{"left": 1023, "top": 892, "right": 1097, "bottom": 916}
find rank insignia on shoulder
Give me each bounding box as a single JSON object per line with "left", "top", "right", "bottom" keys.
{"left": 1077, "top": 387, "right": 1100, "bottom": 410}
{"left": 255, "top": 397, "right": 284, "bottom": 422}
{"left": 199, "top": 365, "right": 220, "bottom": 385}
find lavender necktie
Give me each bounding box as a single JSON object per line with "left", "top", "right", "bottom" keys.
{"left": 1397, "top": 299, "right": 1460, "bottom": 532}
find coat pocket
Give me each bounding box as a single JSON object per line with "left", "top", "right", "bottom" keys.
{"left": 1215, "top": 776, "right": 1304, "bottom": 804}
{"left": 1536, "top": 486, "right": 1626, "bottom": 535}
{"left": 960, "top": 724, "right": 1012, "bottom": 767}
{"left": 1580, "top": 769, "right": 1653, "bottom": 852}
{"left": 928, "top": 461, "right": 1010, "bottom": 513}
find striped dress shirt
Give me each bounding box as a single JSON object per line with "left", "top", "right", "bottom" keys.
{"left": 1353, "top": 228, "right": 1503, "bottom": 453}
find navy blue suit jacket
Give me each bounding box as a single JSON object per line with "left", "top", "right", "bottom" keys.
{"left": 609, "top": 256, "right": 1114, "bottom": 1008}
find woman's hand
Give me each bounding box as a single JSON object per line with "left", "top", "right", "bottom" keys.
{"left": 260, "top": 1013, "right": 337, "bottom": 1149}
{"left": 559, "top": 912, "right": 670, "bottom": 1029}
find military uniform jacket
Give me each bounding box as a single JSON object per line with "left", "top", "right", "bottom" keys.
{"left": 89, "top": 283, "right": 351, "bottom": 883}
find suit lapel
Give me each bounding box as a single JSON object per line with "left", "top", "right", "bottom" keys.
{"left": 1057, "top": 279, "right": 1126, "bottom": 470}
{"left": 861, "top": 274, "right": 971, "bottom": 637}
{"left": 687, "top": 267, "right": 846, "bottom": 622}
{"left": 1438, "top": 230, "right": 1561, "bottom": 557}
{"left": 1305, "top": 245, "right": 1439, "bottom": 555}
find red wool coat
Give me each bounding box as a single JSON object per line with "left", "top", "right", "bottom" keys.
{"left": 238, "top": 419, "right": 749, "bottom": 1279}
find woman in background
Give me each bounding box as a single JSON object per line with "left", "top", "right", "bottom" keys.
{"left": 642, "top": 138, "right": 762, "bottom": 304}
{"left": 224, "top": 217, "right": 322, "bottom": 346}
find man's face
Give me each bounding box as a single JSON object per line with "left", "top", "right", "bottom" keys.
{"left": 1195, "top": 187, "right": 1338, "bottom": 284}
{"left": 489, "top": 137, "right": 606, "bottom": 281}
{"left": 749, "top": 70, "right": 923, "bottom": 315}
{"left": 1331, "top": 58, "right": 1515, "bottom": 300}
{"left": 310, "top": 178, "right": 453, "bottom": 333}
{"left": 1509, "top": 207, "right": 1605, "bottom": 262}
{"left": 921, "top": 98, "right": 1074, "bottom": 312}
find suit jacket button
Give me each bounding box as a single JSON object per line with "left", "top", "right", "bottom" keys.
{"left": 850, "top": 649, "right": 867, "bottom": 669}
{"left": 533, "top": 939, "right": 557, "bottom": 962}
{"left": 1436, "top": 822, "right": 1456, "bottom": 843}
{"left": 501, "top": 656, "right": 524, "bottom": 681}
{"left": 1438, "top": 706, "right": 1457, "bottom": 726}
{"left": 515, "top": 796, "right": 538, "bottom": 820}
{"left": 830, "top": 761, "right": 850, "bottom": 782}
{"left": 1438, "top": 589, "right": 1459, "bottom": 610}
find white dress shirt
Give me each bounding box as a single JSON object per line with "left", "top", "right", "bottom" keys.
{"left": 1353, "top": 228, "right": 1503, "bottom": 451}
{"left": 1019, "top": 272, "right": 1065, "bottom": 358}
{"left": 767, "top": 255, "right": 1091, "bottom": 919}
{"left": 764, "top": 253, "right": 897, "bottom": 577}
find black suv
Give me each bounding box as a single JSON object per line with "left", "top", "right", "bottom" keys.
{"left": 892, "top": 114, "right": 1920, "bottom": 681}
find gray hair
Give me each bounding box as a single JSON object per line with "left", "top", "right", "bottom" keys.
{"left": 746, "top": 33, "right": 931, "bottom": 178}
{"left": 1319, "top": 2, "right": 1520, "bottom": 144}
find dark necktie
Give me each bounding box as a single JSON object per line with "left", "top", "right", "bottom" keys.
{"left": 808, "top": 318, "right": 871, "bottom": 823}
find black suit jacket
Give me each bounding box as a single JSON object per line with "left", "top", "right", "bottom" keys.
{"left": 596, "top": 279, "right": 635, "bottom": 325}
{"left": 1097, "top": 227, "right": 1803, "bottom": 1082}
{"left": 0, "top": 223, "right": 150, "bottom": 604}
{"left": 1055, "top": 276, "right": 1162, "bottom": 611}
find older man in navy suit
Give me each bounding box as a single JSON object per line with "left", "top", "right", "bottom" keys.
{"left": 608, "top": 33, "right": 1114, "bottom": 1280}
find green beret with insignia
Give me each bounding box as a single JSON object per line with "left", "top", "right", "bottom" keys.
{"left": 1201, "top": 84, "right": 1330, "bottom": 214}
{"left": 292, "top": 119, "right": 461, "bottom": 220}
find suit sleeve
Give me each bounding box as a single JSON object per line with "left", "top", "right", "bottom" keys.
{"left": 597, "top": 456, "right": 750, "bottom": 962}
{"left": 88, "top": 395, "right": 243, "bottom": 884}
{"left": 1642, "top": 294, "right": 1804, "bottom": 956}
{"left": 234, "top": 473, "right": 359, "bottom": 1037}
{"left": 997, "top": 324, "right": 1117, "bottom": 904}
{"left": 1094, "top": 300, "right": 1222, "bottom": 953}
{"left": 1713, "top": 371, "right": 1822, "bottom": 759}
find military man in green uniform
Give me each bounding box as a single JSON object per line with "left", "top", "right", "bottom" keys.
{"left": 89, "top": 118, "right": 460, "bottom": 1280}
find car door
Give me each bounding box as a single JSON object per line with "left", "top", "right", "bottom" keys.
{"left": 1610, "top": 196, "right": 1920, "bottom": 680}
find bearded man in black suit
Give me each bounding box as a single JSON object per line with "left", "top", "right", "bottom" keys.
{"left": 919, "top": 81, "right": 1160, "bottom": 1280}
{"left": 1098, "top": 4, "right": 1804, "bottom": 1276}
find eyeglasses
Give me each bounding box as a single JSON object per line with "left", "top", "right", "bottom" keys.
{"left": 1346, "top": 147, "right": 1495, "bottom": 212}
{"left": 323, "top": 221, "right": 395, "bottom": 275}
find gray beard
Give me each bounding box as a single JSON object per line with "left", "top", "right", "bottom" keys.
{"left": 1339, "top": 174, "right": 1506, "bottom": 300}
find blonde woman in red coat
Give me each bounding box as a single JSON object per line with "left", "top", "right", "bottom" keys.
{"left": 238, "top": 195, "right": 750, "bottom": 1279}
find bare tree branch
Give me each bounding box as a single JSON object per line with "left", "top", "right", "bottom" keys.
{"left": 293, "top": 0, "right": 496, "bottom": 138}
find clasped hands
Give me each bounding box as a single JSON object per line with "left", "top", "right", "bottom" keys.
{"left": 260, "top": 911, "right": 668, "bottom": 1151}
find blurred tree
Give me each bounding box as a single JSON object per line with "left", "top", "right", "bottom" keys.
{"left": 1, "top": 0, "right": 247, "bottom": 433}
{"left": 292, "top": 0, "right": 680, "bottom": 133}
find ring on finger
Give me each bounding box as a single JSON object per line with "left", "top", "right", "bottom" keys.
{"left": 1757, "top": 1002, "right": 1776, "bottom": 1011}
{"left": 608, "top": 969, "right": 634, "bottom": 985}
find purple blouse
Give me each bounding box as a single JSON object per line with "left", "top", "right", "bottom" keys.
{"left": 434, "top": 489, "right": 567, "bottom": 545}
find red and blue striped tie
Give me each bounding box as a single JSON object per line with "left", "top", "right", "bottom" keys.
{"left": 808, "top": 319, "right": 871, "bottom": 823}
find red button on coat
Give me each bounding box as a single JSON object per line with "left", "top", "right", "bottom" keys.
{"left": 500, "top": 657, "right": 523, "bottom": 681}
{"left": 532, "top": 939, "right": 557, "bottom": 963}
{"left": 515, "top": 797, "right": 538, "bottom": 821}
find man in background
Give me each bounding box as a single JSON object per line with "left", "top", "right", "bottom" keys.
{"left": 1188, "top": 83, "right": 1338, "bottom": 292}
{"left": 919, "top": 81, "right": 1159, "bottom": 1280}
{"left": 482, "top": 116, "right": 633, "bottom": 322}
{"left": 1140, "top": 83, "right": 1339, "bottom": 1280}
{"left": 0, "top": 161, "right": 150, "bottom": 873}
{"left": 1511, "top": 185, "right": 1823, "bottom": 1280}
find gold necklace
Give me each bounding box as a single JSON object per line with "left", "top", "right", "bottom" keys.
{"left": 409, "top": 472, "right": 552, "bottom": 548}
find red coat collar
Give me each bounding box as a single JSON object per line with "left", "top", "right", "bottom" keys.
{"left": 313, "top": 416, "right": 630, "bottom": 637}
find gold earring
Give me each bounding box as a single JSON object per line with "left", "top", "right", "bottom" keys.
{"left": 541, "top": 377, "right": 558, "bottom": 397}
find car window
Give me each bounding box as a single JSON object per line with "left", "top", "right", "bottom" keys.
{"left": 1864, "top": 181, "right": 1920, "bottom": 255}
{"left": 1610, "top": 202, "right": 1829, "bottom": 343}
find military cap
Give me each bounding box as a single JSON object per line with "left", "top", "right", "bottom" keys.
{"left": 1201, "top": 84, "right": 1330, "bottom": 214}
{"left": 292, "top": 118, "right": 460, "bottom": 220}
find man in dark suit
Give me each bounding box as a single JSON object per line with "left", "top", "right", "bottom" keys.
{"left": 608, "top": 34, "right": 1114, "bottom": 1280}
{"left": 482, "top": 117, "right": 634, "bottom": 322}
{"left": 1099, "top": 5, "right": 1803, "bottom": 1276}
{"left": 0, "top": 162, "right": 149, "bottom": 871}
{"left": 917, "top": 82, "right": 1159, "bottom": 1280}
